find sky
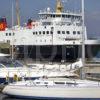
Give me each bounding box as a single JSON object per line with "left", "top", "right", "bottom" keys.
{"left": 0, "top": 0, "right": 100, "bottom": 38}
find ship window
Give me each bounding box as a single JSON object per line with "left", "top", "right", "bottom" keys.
{"left": 44, "top": 82, "right": 48, "bottom": 84}
{"left": 55, "top": 82, "right": 65, "bottom": 84}
{"left": 62, "top": 31, "right": 65, "bottom": 34}
{"left": 39, "top": 31, "right": 41, "bottom": 34}
{"left": 9, "top": 33, "right": 11, "bottom": 36}
{"left": 57, "top": 31, "right": 60, "bottom": 34}
{"left": 33, "top": 32, "right": 35, "bottom": 35}
{"left": 56, "top": 15, "right": 61, "bottom": 17}
{"left": 73, "top": 31, "right": 76, "bottom": 35}
{"left": 51, "top": 27, "right": 54, "bottom": 30}
{"left": 7, "top": 40, "right": 10, "bottom": 43}
{"left": 66, "top": 31, "right": 70, "bottom": 34}
{"left": 43, "top": 22, "right": 51, "bottom": 26}
{"left": 47, "top": 31, "right": 49, "bottom": 34}
{"left": 53, "top": 15, "right": 55, "bottom": 18}
{"left": 43, "top": 31, "right": 45, "bottom": 34}
{"left": 77, "top": 31, "right": 80, "bottom": 34}
{"left": 62, "top": 15, "right": 65, "bottom": 18}
{"left": 68, "top": 15, "right": 71, "bottom": 18}
{"left": 50, "top": 31, "right": 53, "bottom": 34}
{"left": 50, "top": 15, "right": 53, "bottom": 17}
{"left": 66, "top": 15, "right": 68, "bottom": 18}
{"left": 5, "top": 33, "right": 8, "bottom": 36}
{"left": 36, "top": 82, "right": 40, "bottom": 84}
{"left": 36, "top": 32, "right": 38, "bottom": 35}
{"left": 13, "top": 33, "right": 15, "bottom": 36}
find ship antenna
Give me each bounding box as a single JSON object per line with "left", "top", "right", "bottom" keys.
{"left": 56, "top": 0, "right": 63, "bottom": 13}
{"left": 16, "top": 0, "right": 20, "bottom": 26}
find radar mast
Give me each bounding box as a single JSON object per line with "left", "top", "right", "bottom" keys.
{"left": 56, "top": 0, "right": 63, "bottom": 13}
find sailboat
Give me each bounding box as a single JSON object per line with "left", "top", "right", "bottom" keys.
{"left": 2, "top": 0, "right": 100, "bottom": 99}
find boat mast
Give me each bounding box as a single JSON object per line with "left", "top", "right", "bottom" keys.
{"left": 82, "top": 0, "right": 85, "bottom": 67}
{"left": 81, "top": 0, "right": 85, "bottom": 79}
{"left": 12, "top": 0, "right": 14, "bottom": 27}
{"left": 11, "top": 0, "right": 14, "bottom": 60}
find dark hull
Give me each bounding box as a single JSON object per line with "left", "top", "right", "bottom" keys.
{"left": 15, "top": 45, "right": 80, "bottom": 62}
{"left": 15, "top": 45, "right": 100, "bottom": 62}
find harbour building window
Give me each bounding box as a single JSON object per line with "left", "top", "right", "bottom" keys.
{"left": 62, "top": 31, "right": 65, "bottom": 34}
{"left": 57, "top": 31, "right": 60, "bottom": 34}
{"left": 73, "top": 31, "right": 76, "bottom": 35}
{"left": 66, "top": 31, "right": 70, "bottom": 34}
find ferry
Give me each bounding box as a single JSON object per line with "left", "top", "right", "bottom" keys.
{"left": 0, "top": 0, "right": 87, "bottom": 62}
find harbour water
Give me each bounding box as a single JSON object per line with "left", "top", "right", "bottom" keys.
{"left": 0, "top": 93, "right": 100, "bottom": 100}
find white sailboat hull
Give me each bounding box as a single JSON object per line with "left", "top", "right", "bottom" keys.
{"left": 3, "top": 85, "right": 100, "bottom": 99}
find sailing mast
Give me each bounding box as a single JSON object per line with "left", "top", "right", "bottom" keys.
{"left": 81, "top": 0, "right": 85, "bottom": 79}
{"left": 11, "top": 0, "right": 14, "bottom": 60}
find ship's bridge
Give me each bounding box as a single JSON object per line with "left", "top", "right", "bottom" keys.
{"left": 38, "top": 0, "right": 82, "bottom": 26}
{"left": 39, "top": 10, "right": 82, "bottom": 26}
{"left": 39, "top": 10, "right": 82, "bottom": 20}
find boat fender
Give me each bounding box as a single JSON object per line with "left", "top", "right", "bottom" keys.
{"left": 74, "top": 64, "right": 79, "bottom": 69}
{"left": 6, "top": 75, "right": 9, "bottom": 82}
{"left": 13, "top": 74, "right": 19, "bottom": 82}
